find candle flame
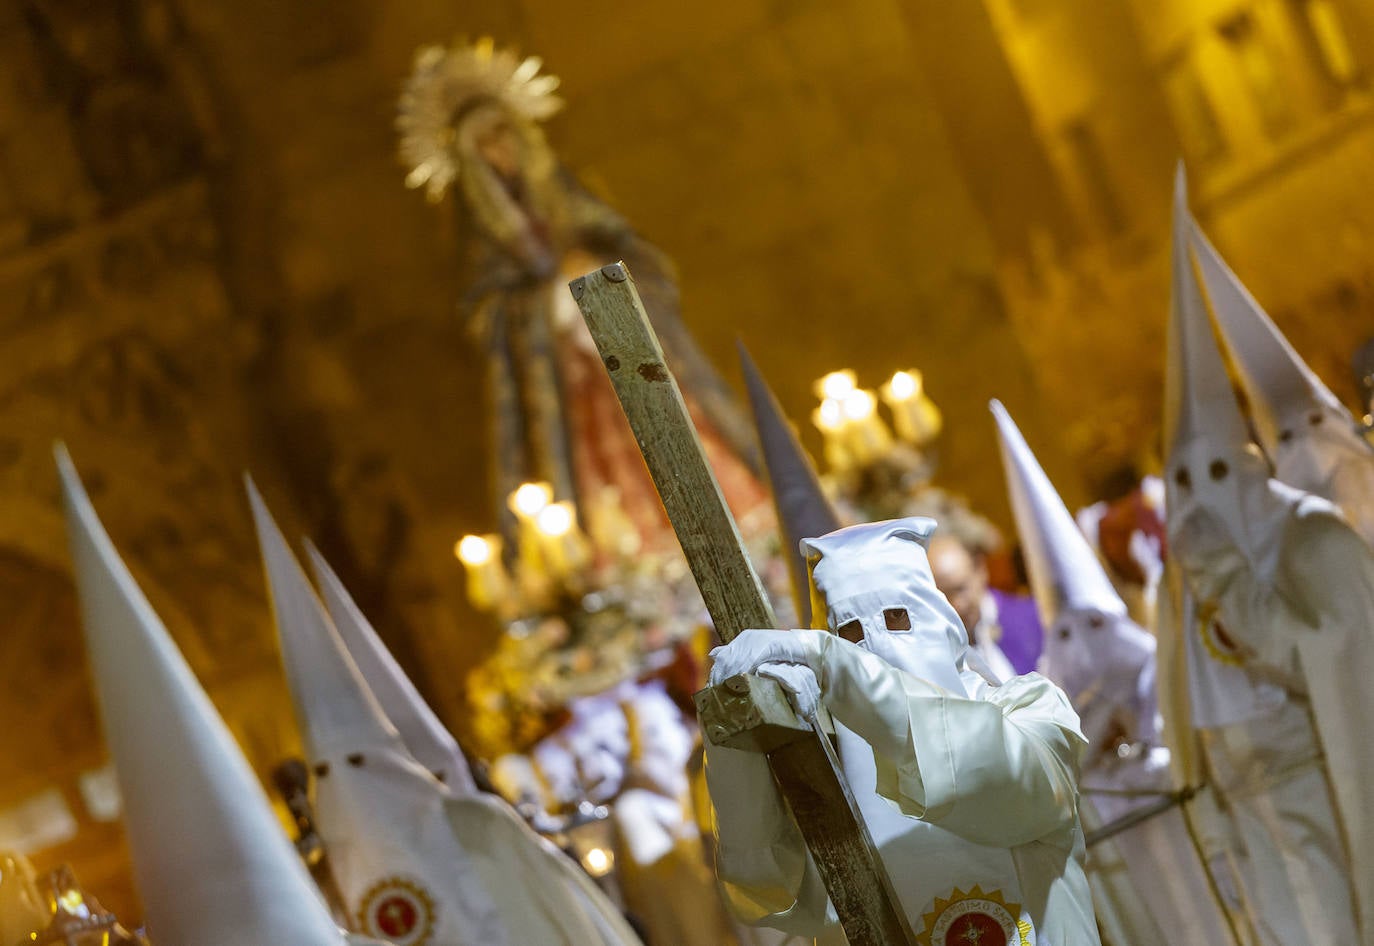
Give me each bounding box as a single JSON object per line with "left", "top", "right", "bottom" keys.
{"left": 887, "top": 370, "right": 920, "bottom": 401}
{"left": 815, "top": 370, "right": 857, "bottom": 401}
{"left": 535, "top": 501, "right": 575, "bottom": 537}
{"left": 456, "top": 534, "right": 493, "bottom": 565}
{"left": 510, "top": 481, "right": 553, "bottom": 517}
{"left": 840, "top": 389, "right": 877, "bottom": 421}
{"left": 814, "top": 398, "right": 845, "bottom": 431}
{"left": 582, "top": 846, "right": 613, "bottom": 876}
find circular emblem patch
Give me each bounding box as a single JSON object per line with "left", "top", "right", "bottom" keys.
{"left": 356, "top": 877, "right": 437, "bottom": 946}
{"left": 918, "top": 886, "right": 1033, "bottom": 946}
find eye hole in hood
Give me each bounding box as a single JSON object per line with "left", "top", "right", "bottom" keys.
{"left": 837, "top": 619, "right": 863, "bottom": 644}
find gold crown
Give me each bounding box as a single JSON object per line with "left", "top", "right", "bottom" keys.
{"left": 397, "top": 38, "right": 563, "bottom": 202}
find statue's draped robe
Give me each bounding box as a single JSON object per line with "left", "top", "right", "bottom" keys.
{"left": 463, "top": 173, "right": 767, "bottom": 551}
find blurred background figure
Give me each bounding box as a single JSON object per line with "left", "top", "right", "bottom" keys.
{"left": 927, "top": 531, "right": 1041, "bottom": 678}
{"left": 1076, "top": 469, "right": 1168, "bottom": 629}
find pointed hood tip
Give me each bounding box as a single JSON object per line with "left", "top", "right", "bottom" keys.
{"left": 739, "top": 347, "right": 840, "bottom": 625}
{"left": 53, "top": 444, "right": 81, "bottom": 504}
{"left": 244, "top": 472, "right": 269, "bottom": 512}
{"left": 53, "top": 440, "right": 74, "bottom": 470}
{"left": 250, "top": 487, "right": 400, "bottom": 759}
{"left": 301, "top": 535, "right": 325, "bottom": 566}
{"left": 1190, "top": 217, "right": 1350, "bottom": 448}
{"left": 992, "top": 402, "right": 1125, "bottom": 621}
{"left": 1165, "top": 164, "right": 1253, "bottom": 458}
{"left": 308, "top": 545, "right": 474, "bottom": 791}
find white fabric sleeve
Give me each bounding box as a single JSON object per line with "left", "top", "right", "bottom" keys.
{"left": 703, "top": 741, "right": 838, "bottom": 935}
{"left": 815, "top": 636, "right": 1088, "bottom": 848}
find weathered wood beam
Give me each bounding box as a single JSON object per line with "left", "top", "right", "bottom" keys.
{"left": 570, "top": 262, "right": 916, "bottom": 946}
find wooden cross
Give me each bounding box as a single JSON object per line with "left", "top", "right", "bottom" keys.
{"left": 570, "top": 262, "right": 916, "bottom": 946}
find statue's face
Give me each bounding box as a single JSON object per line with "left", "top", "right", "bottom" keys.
{"left": 474, "top": 115, "right": 521, "bottom": 182}
{"left": 460, "top": 103, "right": 532, "bottom": 196}
{"left": 455, "top": 102, "right": 559, "bottom": 275}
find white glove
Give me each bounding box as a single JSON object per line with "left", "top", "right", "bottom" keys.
{"left": 756, "top": 661, "right": 821, "bottom": 721}
{"left": 709, "top": 629, "right": 828, "bottom": 685}
{"left": 711, "top": 630, "right": 911, "bottom": 758}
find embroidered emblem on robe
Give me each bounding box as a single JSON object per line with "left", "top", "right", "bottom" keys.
{"left": 918, "top": 885, "right": 1034, "bottom": 946}
{"left": 356, "top": 876, "right": 437, "bottom": 945}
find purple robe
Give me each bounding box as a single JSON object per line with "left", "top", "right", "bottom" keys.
{"left": 989, "top": 588, "right": 1043, "bottom": 675}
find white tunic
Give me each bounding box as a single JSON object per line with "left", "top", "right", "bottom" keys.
{"left": 708, "top": 669, "right": 1100, "bottom": 945}
{"left": 1082, "top": 748, "right": 1247, "bottom": 946}
{"left": 1185, "top": 495, "right": 1374, "bottom": 943}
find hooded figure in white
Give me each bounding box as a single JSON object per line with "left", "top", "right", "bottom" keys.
{"left": 1161, "top": 168, "right": 1374, "bottom": 944}
{"left": 704, "top": 516, "right": 1100, "bottom": 945}
{"left": 991, "top": 399, "right": 1246, "bottom": 945}
{"left": 55, "top": 447, "right": 388, "bottom": 946}
{"left": 1191, "top": 223, "right": 1374, "bottom": 546}
{"left": 250, "top": 483, "right": 642, "bottom": 946}
{"left": 305, "top": 544, "right": 646, "bottom": 946}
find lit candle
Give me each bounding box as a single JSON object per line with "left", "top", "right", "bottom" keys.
{"left": 839, "top": 388, "right": 893, "bottom": 464}
{"left": 509, "top": 482, "right": 554, "bottom": 520}
{"left": 455, "top": 534, "right": 510, "bottom": 611}
{"left": 507, "top": 482, "right": 554, "bottom": 598}
{"left": 534, "top": 500, "right": 591, "bottom": 581}
{"left": 881, "top": 370, "right": 942, "bottom": 445}
{"left": 812, "top": 397, "right": 852, "bottom": 473}
{"left": 814, "top": 370, "right": 857, "bottom": 402}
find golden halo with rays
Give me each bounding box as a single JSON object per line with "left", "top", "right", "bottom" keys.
{"left": 397, "top": 37, "right": 563, "bottom": 203}
{"left": 916, "top": 885, "right": 1032, "bottom": 946}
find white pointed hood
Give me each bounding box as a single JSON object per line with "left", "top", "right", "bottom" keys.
{"left": 1159, "top": 170, "right": 1299, "bottom": 737}
{"left": 1191, "top": 222, "right": 1374, "bottom": 544}
{"left": 248, "top": 480, "right": 400, "bottom": 759}
{"left": 305, "top": 542, "right": 476, "bottom": 795}
{"left": 249, "top": 480, "right": 508, "bottom": 946}
{"left": 738, "top": 342, "right": 842, "bottom": 627}
{"left": 56, "top": 447, "right": 357, "bottom": 946}
{"left": 1164, "top": 166, "right": 1294, "bottom": 592}
{"left": 803, "top": 517, "right": 970, "bottom": 694}
{"left": 1163, "top": 167, "right": 1252, "bottom": 460}
{"left": 1189, "top": 221, "right": 1347, "bottom": 447}
{"left": 990, "top": 401, "right": 1156, "bottom": 745}
{"left": 990, "top": 400, "right": 1125, "bottom": 623}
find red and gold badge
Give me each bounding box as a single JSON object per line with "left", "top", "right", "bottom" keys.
{"left": 355, "top": 877, "right": 437, "bottom": 946}
{"left": 917, "top": 885, "right": 1033, "bottom": 946}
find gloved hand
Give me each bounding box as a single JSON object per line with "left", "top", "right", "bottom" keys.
{"left": 708, "top": 629, "right": 829, "bottom": 686}
{"left": 755, "top": 661, "right": 821, "bottom": 721}
{"left": 710, "top": 629, "right": 913, "bottom": 760}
